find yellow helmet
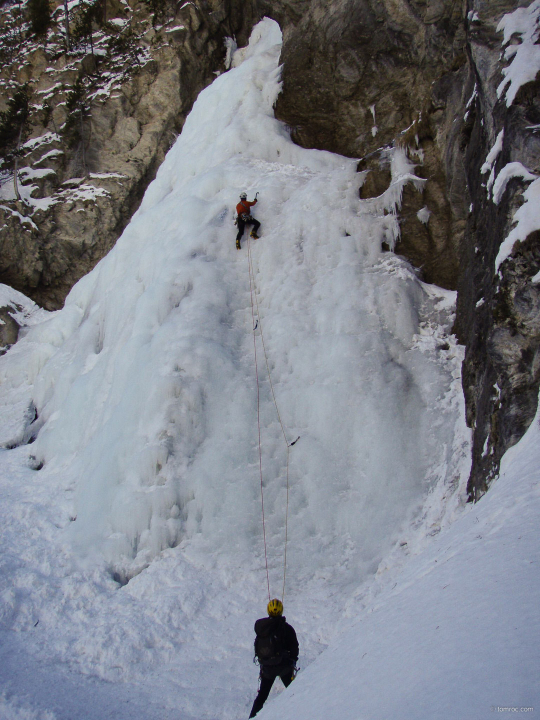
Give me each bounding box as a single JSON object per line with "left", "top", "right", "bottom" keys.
{"left": 267, "top": 598, "right": 283, "bottom": 617}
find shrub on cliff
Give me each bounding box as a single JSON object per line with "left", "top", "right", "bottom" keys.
{"left": 0, "top": 84, "right": 30, "bottom": 158}
{"left": 143, "top": 0, "right": 173, "bottom": 28}
{"left": 72, "top": 0, "right": 104, "bottom": 54}
{"left": 27, "top": 0, "right": 51, "bottom": 36}
{"left": 0, "top": 8, "right": 24, "bottom": 63}
{"left": 0, "top": 84, "right": 30, "bottom": 200}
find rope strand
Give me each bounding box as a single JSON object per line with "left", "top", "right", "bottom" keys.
{"left": 247, "top": 237, "right": 271, "bottom": 602}
{"left": 247, "top": 234, "right": 291, "bottom": 604}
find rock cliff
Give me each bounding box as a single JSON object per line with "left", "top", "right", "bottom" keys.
{"left": 1, "top": 0, "right": 539, "bottom": 499}
{"left": 455, "top": 0, "right": 540, "bottom": 498}
{"left": 0, "top": 0, "right": 254, "bottom": 308}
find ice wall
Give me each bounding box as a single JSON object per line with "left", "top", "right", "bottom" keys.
{"left": 0, "top": 20, "right": 469, "bottom": 592}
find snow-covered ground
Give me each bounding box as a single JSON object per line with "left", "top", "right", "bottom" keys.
{"left": 0, "top": 18, "right": 536, "bottom": 720}
{"left": 261, "top": 399, "right": 540, "bottom": 720}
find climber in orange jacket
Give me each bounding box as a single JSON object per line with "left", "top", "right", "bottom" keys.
{"left": 235, "top": 192, "right": 260, "bottom": 249}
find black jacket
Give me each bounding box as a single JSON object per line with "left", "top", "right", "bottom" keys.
{"left": 254, "top": 615, "right": 299, "bottom": 666}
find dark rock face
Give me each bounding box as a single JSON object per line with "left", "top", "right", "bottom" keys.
{"left": 0, "top": 306, "right": 20, "bottom": 353}
{"left": 266, "top": 0, "right": 468, "bottom": 290}
{"left": 272, "top": 0, "right": 464, "bottom": 156}
{"left": 460, "top": 227, "right": 540, "bottom": 498}
{"left": 453, "top": 0, "right": 540, "bottom": 498}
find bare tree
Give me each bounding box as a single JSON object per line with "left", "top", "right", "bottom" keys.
{"left": 0, "top": 85, "right": 30, "bottom": 202}
{"left": 64, "top": 0, "right": 71, "bottom": 51}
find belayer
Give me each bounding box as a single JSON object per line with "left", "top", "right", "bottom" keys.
{"left": 249, "top": 598, "right": 299, "bottom": 718}
{"left": 235, "top": 192, "right": 261, "bottom": 250}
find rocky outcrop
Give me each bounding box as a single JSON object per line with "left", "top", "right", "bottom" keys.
{"left": 454, "top": 0, "right": 540, "bottom": 498}
{"left": 0, "top": 306, "right": 20, "bottom": 353}
{"left": 265, "top": 0, "right": 468, "bottom": 291}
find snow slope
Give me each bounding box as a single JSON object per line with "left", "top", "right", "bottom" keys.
{"left": 262, "top": 400, "right": 540, "bottom": 720}
{"left": 0, "top": 18, "right": 496, "bottom": 720}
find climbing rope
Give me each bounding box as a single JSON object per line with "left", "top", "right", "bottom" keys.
{"left": 247, "top": 235, "right": 271, "bottom": 602}
{"left": 246, "top": 234, "right": 294, "bottom": 604}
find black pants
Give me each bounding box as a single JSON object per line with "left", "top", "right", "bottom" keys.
{"left": 236, "top": 216, "right": 261, "bottom": 244}
{"left": 249, "top": 665, "right": 294, "bottom": 718}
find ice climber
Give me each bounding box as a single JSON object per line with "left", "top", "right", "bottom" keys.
{"left": 235, "top": 192, "right": 261, "bottom": 249}
{"left": 249, "top": 598, "right": 299, "bottom": 718}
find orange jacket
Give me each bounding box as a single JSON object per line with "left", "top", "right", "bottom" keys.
{"left": 236, "top": 199, "right": 257, "bottom": 217}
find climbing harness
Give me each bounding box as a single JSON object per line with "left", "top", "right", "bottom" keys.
{"left": 246, "top": 234, "right": 299, "bottom": 604}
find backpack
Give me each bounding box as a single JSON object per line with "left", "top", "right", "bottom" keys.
{"left": 254, "top": 624, "right": 286, "bottom": 666}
